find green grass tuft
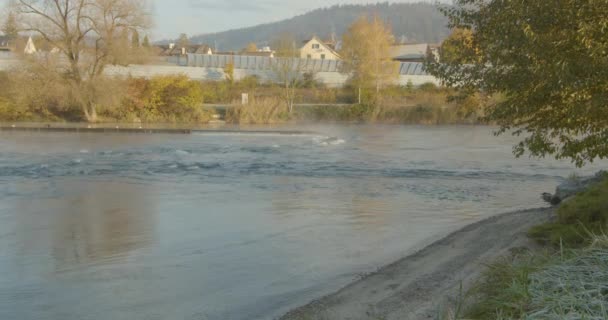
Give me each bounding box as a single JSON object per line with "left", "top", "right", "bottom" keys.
{"left": 464, "top": 251, "right": 553, "bottom": 319}
{"left": 529, "top": 176, "right": 608, "bottom": 247}
{"left": 460, "top": 237, "right": 608, "bottom": 320}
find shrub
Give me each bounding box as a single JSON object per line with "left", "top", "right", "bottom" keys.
{"left": 418, "top": 82, "right": 439, "bottom": 92}
{"left": 238, "top": 75, "right": 260, "bottom": 90}
{"left": 1, "top": 67, "right": 80, "bottom": 121}
{"left": 296, "top": 103, "right": 374, "bottom": 123}
{"left": 225, "top": 97, "right": 290, "bottom": 124}
{"left": 529, "top": 174, "right": 608, "bottom": 247}
{"left": 121, "top": 75, "right": 212, "bottom": 123}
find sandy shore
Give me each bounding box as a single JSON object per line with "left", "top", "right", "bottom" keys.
{"left": 281, "top": 207, "right": 554, "bottom": 320}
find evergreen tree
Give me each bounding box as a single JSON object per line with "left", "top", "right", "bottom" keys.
{"left": 142, "top": 35, "right": 150, "bottom": 48}
{"left": 177, "top": 33, "right": 189, "bottom": 48}
{"left": 2, "top": 12, "right": 19, "bottom": 39}
{"left": 131, "top": 30, "right": 140, "bottom": 48}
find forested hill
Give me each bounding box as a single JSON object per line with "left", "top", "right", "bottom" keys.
{"left": 187, "top": 3, "right": 449, "bottom": 51}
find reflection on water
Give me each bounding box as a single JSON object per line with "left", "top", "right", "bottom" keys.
{"left": 0, "top": 125, "right": 605, "bottom": 320}
{"left": 48, "top": 181, "right": 157, "bottom": 269}
{"left": 6, "top": 180, "right": 157, "bottom": 272}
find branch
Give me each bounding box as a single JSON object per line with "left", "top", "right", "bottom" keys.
{"left": 17, "top": 0, "right": 65, "bottom": 30}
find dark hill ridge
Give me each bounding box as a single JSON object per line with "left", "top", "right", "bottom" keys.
{"left": 185, "top": 2, "right": 449, "bottom": 51}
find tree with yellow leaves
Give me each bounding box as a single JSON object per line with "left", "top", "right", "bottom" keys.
{"left": 340, "top": 15, "right": 398, "bottom": 102}
{"left": 440, "top": 28, "right": 479, "bottom": 64}
{"left": 244, "top": 42, "right": 258, "bottom": 53}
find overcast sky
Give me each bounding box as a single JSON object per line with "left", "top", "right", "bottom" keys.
{"left": 151, "top": 0, "right": 441, "bottom": 40}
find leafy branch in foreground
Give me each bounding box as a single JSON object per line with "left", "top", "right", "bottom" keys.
{"left": 427, "top": 0, "right": 608, "bottom": 167}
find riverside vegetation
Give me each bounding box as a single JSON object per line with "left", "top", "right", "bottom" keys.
{"left": 0, "top": 6, "right": 489, "bottom": 126}
{"left": 432, "top": 0, "right": 608, "bottom": 317}
{"left": 0, "top": 71, "right": 490, "bottom": 125}
{"left": 438, "top": 175, "right": 608, "bottom": 320}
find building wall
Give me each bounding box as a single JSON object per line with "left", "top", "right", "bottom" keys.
{"left": 105, "top": 65, "right": 439, "bottom": 88}
{"left": 0, "top": 56, "right": 19, "bottom": 70}
{"left": 300, "top": 38, "right": 340, "bottom": 61}
{"left": 2, "top": 54, "right": 440, "bottom": 87}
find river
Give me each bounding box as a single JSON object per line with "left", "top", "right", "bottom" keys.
{"left": 0, "top": 125, "right": 604, "bottom": 320}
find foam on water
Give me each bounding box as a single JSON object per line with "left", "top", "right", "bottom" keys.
{"left": 313, "top": 136, "right": 347, "bottom": 146}
{"left": 175, "top": 149, "right": 191, "bottom": 156}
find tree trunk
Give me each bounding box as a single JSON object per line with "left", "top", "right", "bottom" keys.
{"left": 83, "top": 104, "right": 98, "bottom": 123}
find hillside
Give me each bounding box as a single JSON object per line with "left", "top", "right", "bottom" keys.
{"left": 187, "top": 3, "right": 449, "bottom": 51}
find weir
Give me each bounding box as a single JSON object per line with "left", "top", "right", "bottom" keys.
{"left": 0, "top": 125, "right": 316, "bottom": 136}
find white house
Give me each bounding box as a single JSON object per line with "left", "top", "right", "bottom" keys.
{"left": 389, "top": 43, "right": 439, "bottom": 62}
{"left": 24, "top": 36, "right": 37, "bottom": 55}
{"left": 300, "top": 36, "right": 340, "bottom": 60}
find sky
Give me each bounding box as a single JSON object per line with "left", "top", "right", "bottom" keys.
{"left": 0, "top": 0, "right": 441, "bottom": 40}
{"left": 151, "top": 0, "right": 441, "bottom": 40}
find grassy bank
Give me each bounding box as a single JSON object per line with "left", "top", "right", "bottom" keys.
{"left": 0, "top": 70, "right": 491, "bottom": 125}
{"left": 440, "top": 174, "right": 608, "bottom": 320}
{"left": 226, "top": 84, "right": 493, "bottom": 125}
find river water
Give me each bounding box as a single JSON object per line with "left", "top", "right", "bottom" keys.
{"left": 0, "top": 125, "right": 604, "bottom": 320}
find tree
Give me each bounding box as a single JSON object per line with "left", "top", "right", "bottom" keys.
{"left": 427, "top": 0, "right": 608, "bottom": 166}
{"left": 131, "top": 29, "right": 140, "bottom": 48}
{"left": 244, "top": 42, "right": 258, "bottom": 53}
{"left": 440, "top": 28, "right": 478, "bottom": 64}
{"left": 272, "top": 57, "right": 304, "bottom": 114}
{"left": 2, "top": 11, "right": 19, "bottom": 39}
{"left": 340, "top": 15, "right": 398, "bottom": 101}
{"left": 271, "top": 33, "right": 298, "bottom": 58}
{"left": 223, "top": 59, "right": 234, "bottom": 85}
{"left": 142, "top": 35, "right": 150, "bottom": 48}
{"left": 177, "top": 33, "right": 189, "bottom": 48}
{"left": 13, "top": 0, "right": 150, "bottom": 122}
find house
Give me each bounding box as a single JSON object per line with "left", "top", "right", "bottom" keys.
{"left": 156, "top": 43, "right": 213, "bottom": 57}
{"left": 390, "top": 43, "right": 439, "bottom": 63}
{"left": 0, "top": 35, "right": 13, "bottom": 52}
{"left": 300, "top": 36, "right": 340, "bottom": 60}
{"left": 192, "top": 45, "right": 213, "bottom": 55}
{"left": 0, "top": 35, "right": 40, "bottom": 55}
{"left": 24, "top": 36, "right": 37, "bottom": 55}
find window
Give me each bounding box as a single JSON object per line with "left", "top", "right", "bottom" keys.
{"left": 321, "top": 54, "right": 326, "bottom": 60}
{"left": 312, "top": 44, "right": 320, "bottom": 49}
{"left": 307, "top": 54, "right": 312, "bottom": 59}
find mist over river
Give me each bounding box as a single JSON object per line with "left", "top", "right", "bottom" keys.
{"left": 0, "top": 125, "right": 605, "bottom": 320}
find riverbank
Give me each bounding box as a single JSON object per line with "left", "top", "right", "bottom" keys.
{"left": 281, "top": 207, "right": 554, "bottom": 320}
{"left": 0, "top": 71, "right": 490, "bottom": 125}
{"left": 0, "top": 124, "right": 317, "bottom": 136}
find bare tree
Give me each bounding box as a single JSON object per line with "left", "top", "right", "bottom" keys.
{"left": 271, "top": 32, "right": 299, "bottom": 58}
{"left": 271, "top": 57, "right": 305, "bottom": 114}
{"left": 12, "top": 0, "right": 151, "bottom": 122}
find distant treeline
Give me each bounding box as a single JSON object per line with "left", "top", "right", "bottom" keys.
{"left": 186, "top": 3, "right": 449, "bottom": 51}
